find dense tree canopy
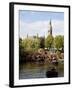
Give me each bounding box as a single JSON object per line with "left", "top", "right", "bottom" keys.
{"left": 22, "top": 38, "right": 40, "bottom": 51}
{"left": 39, "top": 37, "right": 45, "bottom": 48}
{"left": 54, "top": 35, "right": 64, "bottom": 50}
{"left": 19, "top": 35, "right": 64, "bottom": 51}
{"left": 19, "top": 35, "right": 64, "bottom": 63}
{"left": 45, "top": 35, "right": 54, "bottom": 49}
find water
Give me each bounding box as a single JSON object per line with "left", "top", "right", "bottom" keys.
{"left": 19, "top": 61, "right": 64, "bottom": 79}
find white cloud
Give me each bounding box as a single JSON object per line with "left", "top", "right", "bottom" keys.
{"left": 52, "top": 20, "right": 64, "bottom": 36}
{"left": 19, "top": 19, "right": 64, "bottom": 39}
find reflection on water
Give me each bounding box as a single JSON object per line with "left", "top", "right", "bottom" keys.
{"left": 19, "top": 61, "right": 64, "bottom": 79}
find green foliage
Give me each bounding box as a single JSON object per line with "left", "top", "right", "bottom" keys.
{"left": 19, "top": 37, "right": 40, "bottom": 63}
{"left": 22, "top": 38, "right": 40, "bottom": 51}
{"left": 31, "top": 38, "right": 40, "bottom": 50}
{"left": 22, "top": 38, "right": 32, "bottom": 50}
{"left": 54, "top": 35, "right": 64, "bottom": 50}
{"left": 19, "top": 35, "right": 64, "bottom": 63}
{"left": 39, "top": 37, "right": 45, "bottom": 48}
{"left": 45, "top": 35, "right": 54, "bottom": 49}
{"left": 19, "top": 38, "right": 26, "bottom": 63}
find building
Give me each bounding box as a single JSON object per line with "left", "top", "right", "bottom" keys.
{"left": 48, "top": 20, "right": 52, "bottom": 36}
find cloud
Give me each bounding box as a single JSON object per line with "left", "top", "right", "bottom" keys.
{"left": 19, "top": 20, "right": 64, "bottom": 38}
{"left": 52, "top": 20, "right": 64, "bottom": 36}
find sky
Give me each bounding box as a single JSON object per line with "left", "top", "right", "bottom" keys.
{"left": 19, "top": 10, "right": 64, "bottom": 38}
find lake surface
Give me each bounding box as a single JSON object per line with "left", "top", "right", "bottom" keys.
{"left": 19, "top": 61, "right": 64, "bottom": 79}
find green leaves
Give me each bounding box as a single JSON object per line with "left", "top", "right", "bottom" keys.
{"left": 19, "top": 35, "right": 64, "bottom": 52}
{"left": 21, "top": 38, "right": 40, "bottom": 51}
{"left": 54, "top": 35, "right": 64, "bottom": 50}
{"left": 45, "top": 35, "right": 64, "bottom": 51}
{"left": 45, "top": 35, "right": 54, "bottom": 49}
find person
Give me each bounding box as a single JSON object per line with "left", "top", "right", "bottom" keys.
{"left": 46, "top": 67, "right": 58, "bottom": 78}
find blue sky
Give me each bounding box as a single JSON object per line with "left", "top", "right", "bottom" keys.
{"left": 19, "top": 10, "right": 64, "bottom": 38}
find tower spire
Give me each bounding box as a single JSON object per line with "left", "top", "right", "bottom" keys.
{"left": 48, "top": 19, "right": 52, "bottom": 36}
{"left": 50, "top": 19, "right": 51, "bottom": 25}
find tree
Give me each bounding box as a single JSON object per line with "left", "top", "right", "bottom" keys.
{"left": 45, "top": 35, "right": 54, "bottom": 49}
{"left": 54, "top": 35, "right": 64, "bottom": 51}
{"left": 19, "top": 38, "right": 24, "bottom": 52}
{"left": 19, "top": 38, "right": 26, "bottom": 63}
{"left": 31, "top": 38, "right": 40, "bottom": 50}
{"left": 39, "top": 37, "right": 45, "bottom": 48}
{"left": 22, "top": 38, "right": 40, "bottom": 51}
{"left": 19, "top": 38, "right": 33, "bottom": 63}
